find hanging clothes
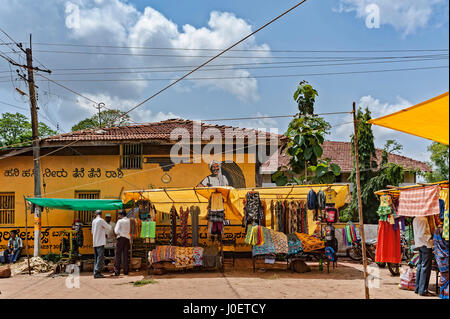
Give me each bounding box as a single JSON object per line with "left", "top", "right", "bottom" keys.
{"left": 149, "top": 221, "right": 156, "bottom": 239}
{"left": 261, "top": 200, "right": 267, "bottom": 227}
{"left": 180, "top": 207, "right": 189, "bottom": 247}
{"left": 140, "top": 221, "right": 151, "bottom": 238}
{"left": 375, "top": 220, "right": 401, "bottom": 264}
{"left": 289, "top": 201, "right": 299, "bottom": 234}
{"left": 190, "top": 206, "right": 200, "bottom": 247}
{"left": 170, "top": 206, "right": 178, "bottom": 246}
{"left": 433, "top": 227, "right": 449, "bottom": 299}
{"left": 270, "top": 200, "right": 274, "bottom": 230}
{"left": 208, "top": 192, "right": 225, "bottom": 237}
{"left": 243, "top": 192, "right": 264, "bottom": 231}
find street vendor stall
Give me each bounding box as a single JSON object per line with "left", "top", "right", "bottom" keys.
{"left": 374, "top": 181, "right": 449, "bottom": 298}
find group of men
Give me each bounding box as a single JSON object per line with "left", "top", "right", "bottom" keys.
{"left": 91, "top": 210, "right": 130, "bottom": 278}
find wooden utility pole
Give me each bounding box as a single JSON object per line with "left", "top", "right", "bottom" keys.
{"left": 25, "top": 34, "right": 42, "bottom": 257}
{"left": 24, "top": 197, "right": 31, "bottom": 275}
{"left": 352, "top": 102, "right": 370, "bottom": 299}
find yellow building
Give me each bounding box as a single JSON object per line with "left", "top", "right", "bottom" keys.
{"left": 0, "top": 119, "right": 282, "bottom": 254}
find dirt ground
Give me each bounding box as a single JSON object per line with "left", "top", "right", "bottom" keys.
{"left": 0, "top": 258, "right": 440, "bottom": 299}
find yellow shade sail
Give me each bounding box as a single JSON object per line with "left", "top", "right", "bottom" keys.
{"left": 369, "top": 92, "right": 449, "bottom": 145}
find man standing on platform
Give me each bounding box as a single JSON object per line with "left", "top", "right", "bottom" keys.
{"left": 91, "top": 210, "right": 111, "bottom": 279}
{"left": 114, "top": 210, "right": 130, "bottom": 276}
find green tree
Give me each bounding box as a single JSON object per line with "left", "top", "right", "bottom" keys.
{"left": 421, "top": 142, "right": 449, "bottom": 182}
{"left": 272, "top": 81, "right": 341, "bottom": 185}
{"left": 0, "top": 112, "right": 56, "bottom": 148}
{"left": 345, "top": 108, "right": 404, "bottom": 224}
{"left": 71, "top": 109, "right": 131, "bottom": 131}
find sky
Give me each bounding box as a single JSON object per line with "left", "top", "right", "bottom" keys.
{"left": 0, "top": 0, "right": 448, "bottom": 166}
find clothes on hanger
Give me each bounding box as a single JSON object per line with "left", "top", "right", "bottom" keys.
{"left": 242, "top": 191, "right": 264, "bottom": 231}
{"left": 180, "top": 206, "right": 189, "bottom": 247}
{"left": 190, "top": 206, "right": 200, "bottom": 247}
{"left": 170, "top": 206, "right": 178, "bottom": 246}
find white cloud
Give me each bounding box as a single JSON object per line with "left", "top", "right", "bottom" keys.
{"left": 334, "top": 0, "right": 448, "bottom": 36}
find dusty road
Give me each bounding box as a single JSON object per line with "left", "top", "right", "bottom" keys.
{"left": 0, "top": 259, "right": 440, "bottom": 299}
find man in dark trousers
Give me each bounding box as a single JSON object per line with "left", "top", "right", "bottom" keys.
{"left": 113, "top": 210, "right": 130, "bottom": 276}
{"left": 413, "top": 216, "right": 434, "bottom": 296}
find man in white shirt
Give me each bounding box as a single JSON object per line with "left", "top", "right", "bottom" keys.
{"left": 114, "top": 210, "right": 130, "bottom": 276}
{"left": 197, "top": 161, "right": 229, "bottom": 187}
{"left": 91, "top": 210, "right": 112, "bottom": 278}
{"left": 413, "top": 216, "right": 434, "bottom": 296}
{"left": 104, "top": 213, "right": 116, "bottom": 258}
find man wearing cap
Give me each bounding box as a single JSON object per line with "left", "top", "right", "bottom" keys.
{"left": 104, "top": 213, "right": 116, "bottom": 258}
{"left": 114, "top": 210, "right": 131, "bottom": 276}
{"left": 91, "top": 210, "right": 112, "bottom": 278}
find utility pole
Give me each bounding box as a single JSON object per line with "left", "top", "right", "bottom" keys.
{"left": 0, "top": 31, "right": 51, "bottom": 257}
{"left": 26, "top": 34, "right": 43, "bottom": 257}
{"left": 352, "top": 102, "right": 370, "bottom": 299}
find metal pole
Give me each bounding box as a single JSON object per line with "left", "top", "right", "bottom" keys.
{"left": 352, "top": 102, "right": 370, "bottom": 299}
{"left": 26, "top": 34, "right": 42, "bottom": 257}
{"left": 23, "top": 197, "right": 31, "bottom": 275}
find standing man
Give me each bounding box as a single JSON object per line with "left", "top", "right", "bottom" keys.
{"left": 413, "top": 216, "right": 434, "bottom": 296}
{"left": 91, "top": 210, "right": 111, "bottom": 279}
{"left": 104, "top": 213, "right": 116, "bottom": 258}
{"left": 197, "top": 161, "right": 229, "bottom": 187}
{"left": 2, "top": 230, "right": 23, "bottom": 263}
{"left": 114, "top": 210, "right": 130, "bottom": 276}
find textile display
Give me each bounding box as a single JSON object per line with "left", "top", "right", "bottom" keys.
{"left": 268, "top": 228, "right": 288, "bottom": 254}
{"left": 443, "top": 210, "right": 449, "bottom": 241}
{"left": 174, "top": 247, "right": 196, "bottom": 268}
{"left": 193, "top": 247, "right": 204, "bottom": 266}
{"left": 295, "top": 232, "right": 325, "bottom": 252}
{"left": 399, "top": 268, "right": 416, "bottom": 291}
{"left": 397, "top": 185, "right": 441, "bottom": 217}
{"left": 180, "top": 207, "right": 189, "bottom": 247}
{"left": 252, "top": 227, "right": 276, "bottom": 256}
{"left": 140, "top": 221, "right": 151, "bottom": 239}
{"left": 190, "top": 206, "right": 200, "bottom": 247}
{"left": 375, "top": 221, "right": 401, "bottom": 264}
{"left": 433, "top": 228, "right": 449, "bottom": 299}
{"left": 287, "top": 233, "right": 303, "bottom": 255}
{"left": 377, "top": 194, "right": 393, "bottom": 222}
{"left": 317, "top": 190, "right": 326, "bottom": 210}
{"left": 243, "top": 192, "right": 264, "bottom": 230}
{"left": 149, "top": 221, "right": 156, "bottom": 239}
{"left": 342, "top": 222, "right": 358, "bottom": 247}
{"left": 208, "top": 192, "right": 225, "bottom": 223}
{"left": 270, "top": 201, "right": 274, "bottom": 230}
{"left": 170, "top": 206, "right": 178, "bottom": 246}
{"left": 149, "top": 245, "right": 176, "bottom": 265}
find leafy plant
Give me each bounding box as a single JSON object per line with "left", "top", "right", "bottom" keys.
{"left": 71, "top": 109, "right": 131, "bottom": 131}
{"left": 272, "top": 81, "right": 340, "bottom": 185}
{"left": 420, "top": 142, "right": 449, "bottom": 182}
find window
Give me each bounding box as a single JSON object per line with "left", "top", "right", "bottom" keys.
{"left": 75, "top": 191, "right": 100, "bottom": 224}
{"left": 121, "top": 144, "right": 143, "bottom": 169}
{"left": 0, "top": 193, "right": 15, "bottom": 225}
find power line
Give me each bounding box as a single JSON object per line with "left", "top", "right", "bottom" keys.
{"left": 20, "top": 42, "right": 450, "bottom": 53}
{"left": 2, "top": 54, "right": 445, "bottom": 73}
{"left": 4, "top": 56, "right": 443, "bottom": 77}
{"left": 19, "top": 65, "right": 446, "bottom": 83}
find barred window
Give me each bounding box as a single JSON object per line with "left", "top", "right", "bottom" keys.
{"left": 121, "top": 144, "right": 143, "bottom": 169}
{"left": 0, "top": 193, "right": 15, "bottom": 225}
{"left": 75, "top": 191, "right": 100, "bottom": 224}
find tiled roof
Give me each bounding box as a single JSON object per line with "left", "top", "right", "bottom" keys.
{"left": 42, "top": 119, "right": 287, "bottom": 143}
{"left": 263, "top": 140, "right": 431, "bottom": 172}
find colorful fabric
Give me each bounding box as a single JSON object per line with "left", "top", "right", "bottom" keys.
{"left": 409, "top": 251, "right": 420, "bottom": 267}
{"left": 243, "top": 192, "right": 263, "bottom": 230}
{"left": 140, "top": 221, "right": 151, "bottom": 238}
{"left": 375, "top": 221, "right": 401, "bottom": 264}
{"left": 397, "top": 185, "right": 441, "bottom": 217}
{"left": 170, "top": 206, "right": 178, "bottom": 246}
{"left": 193, "top": 247, "right": 204, "bottom": 266}
{"left": 269, "top": 229, "right": 288, "bottom": 254}
{"left": 289, "top": 202, "right": 299, "bottom": 233}
{"left": 210, "top": 192, "right": 224, "bottom": 211}
{"left": 174, "top": 246, "right": 196, "bottom": 268}
{"left": 149, "top": 245, "right": 176, "bottom": 264}
{"left": 149, "top": 221, "right": 156, "bottom": 239}
{"left": 180, "top": 207, "right": 189, "bottom": 247}
{"left": 342, "top": 223, "right": 358, "bottom": 247}
{"left": 287, "top": 233, "right": 303, "bottom": 255}
{"left": 433, "top": 228, "right": 449, "bottom": 299}
{"left": 295, "top": 232, "right": 325, "bottom": 252}
{"left": 443, "top": 210, "right": 449, "bottom": 241}
{"left": 252, "top": 227, "right": 276, "bottom": 256}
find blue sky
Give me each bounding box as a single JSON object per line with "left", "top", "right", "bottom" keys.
{"left": 0, "top": 0, "right": 448, "bottom": 165}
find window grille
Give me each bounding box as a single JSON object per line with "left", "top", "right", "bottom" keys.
{"left": 0, "top": 193, "right": 15, "bottom": 225}
{"left": 75, "top": 191, "right": 100, "bottom": 224}
{"left": 121, "top": 144, "right": 143, "bottom": 169}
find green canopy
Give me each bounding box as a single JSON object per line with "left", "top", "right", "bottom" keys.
{"left": 25, "top": 197, "right": 124, "bottom": 211}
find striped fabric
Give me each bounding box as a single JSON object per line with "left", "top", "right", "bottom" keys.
{"left": 397, "top": 185, "right": 440, "bottom": 217}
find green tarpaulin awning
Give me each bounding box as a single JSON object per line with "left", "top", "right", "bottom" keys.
{"left": 25, "top": 198, "right": 124, "bottom": 211}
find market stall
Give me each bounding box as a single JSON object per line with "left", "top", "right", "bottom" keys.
{"left": 374, "top": 181, "right": 449, "bottom": 298}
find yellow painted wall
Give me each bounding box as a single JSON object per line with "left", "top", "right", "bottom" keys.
{"left": 0, "top": 153, "right": 256, "bottom": 254}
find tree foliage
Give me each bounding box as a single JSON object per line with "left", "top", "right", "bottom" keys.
{"left": 273, "top": 81, "right": 341, "bottom": 185}
{"left": 0, "top": 112, "right": 56, "bottom": 147}
{"left": 71, "top": 109, "right": 131, "bottom": 131}
{"left": 345, "top": 108, "right": 404, "bottom": 224}
{"left": 421, "top": 142, "right": 449, "bottom": 182}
